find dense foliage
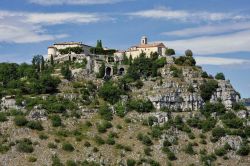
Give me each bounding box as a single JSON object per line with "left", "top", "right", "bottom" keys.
{"left": 200, "top": 80, "right": 218, "bottom": 102}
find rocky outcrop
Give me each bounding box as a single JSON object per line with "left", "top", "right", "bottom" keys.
{"left": 0, "top": 96, "right": 18, "bottom": 111}
{"left": 147, "top": 66, "right": 240, "bottom": 111}
{"left": 210, "top": 80, "right": 240, "bottom": 109}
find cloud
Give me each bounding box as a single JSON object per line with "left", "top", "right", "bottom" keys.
{"left": 128, "top": 8, "right": 248, "bottom": 23}
{"left": 28, "top": 0, "right": 125, "bottom": 5}
{"left": 164, "top": 30, "right": 250, "bottom": 55}
{"left": 0, "top": 10, "right": 105, "bottom": 43}
{"left": 163, "top": 22, "right": 250, "bottom": 37}
{"left": 195, "top": 56, "right": 250, "bottom": 66}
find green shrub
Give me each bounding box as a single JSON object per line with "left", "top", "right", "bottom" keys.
{"left": 84, "top": 141, "right": 91, "bottom": 147}
{"left": 167, "top": 151, "right": 177, "bottom": 161}
{"left": 236, "top": 145, "right": 249, "bottom": 156}
{"left": 94, "top": 135, "right": 105, "bottom": 145}
{"left": 17, "top": 138, "right": 34, "bottom": 153}
{"left": 212, "top": 127, "right": 226, "bottom": 139}
{"left": 144, "top": 147, "right": 152, "bottom": 156}
{"left": 52, "top": 155, "right": 63, "bottom": 166}
{"left": 215, "top": 73, "right": 225, "bottom": 80}
{"left": 14, "top": 116, "right": 28, "bottom": 126}
{"left": 106, "top": 137, "right": 115, "bottom": 145}
{"left": 151, "top": 126, "right": 162, "bottom": 139}
{"left": 62, "top": 142, "right": 74, "bottom": 152}
{"left": 39, "top": 133, "right": 48, "bottom": 140}
{"left": 0, "top": 144, "right": 10, "bottom": 154}
{"left": 184, "top": 143, "right": 195, "bottom": 155}
{"left": 28, "top": 156, "right": 37, "bottom": 162}
{"left": 215, "top": 147, "right": 227, "bottom": 156}
{"left": 99, "top": 104, "right": 113, "bottom": 121}
{"left": 26, "top": 121, "right": 43, "bottom": 131}
{"left": 98, "top": 81, "right": 122, "bottom": 104}
{"left": 200, "top": 80, "right": 218, "bottom": 102}
{"left": 66, "top": 160, "right": 77, "bottom": 166}
{"left": 51, "top": 115, "right": 62, "bottom": 127}
{"left": 201, "top": 102, "right": 226, "bottom": 117}
{"left": 127, "top": 159, "right": 136, "bottom": 166}
{"left": 96, "top": 120, "right": 113, "bottom": 133}
{"left": 137, "top": 133, "right": 153, "bottom": 146}
{"left": 0, "top": 112, "right": 7, "bottom": 122}
{"left": 48, "top": 142, "right": 57, "bottom": 149}
{"left": 127, "top": 99, "right": 153, "bottom": 113}
{"left": 221, "top": 112, "right": 243, "bottom": 129}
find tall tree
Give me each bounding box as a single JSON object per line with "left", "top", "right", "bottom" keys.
{"left": 50, "top": 56, "right": 54, "bottom": 66}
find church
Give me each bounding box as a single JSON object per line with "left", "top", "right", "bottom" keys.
{"left": 114, "top": 36, "right": 167, "bottom": 59}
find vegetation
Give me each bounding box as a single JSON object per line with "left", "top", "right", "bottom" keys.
{"left": 16, "top": 138, "right": 34, "bottom": 153}
{"left": 215, "top": 72, "right": 225, "bottom": 80}
{"left": 59, "top": 47, "right": 83, "bottom": 55}
{"left": 62, "top": 142, "right": 75, "bottom": 152}
{"left": 200, "top": 80, "right": 218, "bottom": 101}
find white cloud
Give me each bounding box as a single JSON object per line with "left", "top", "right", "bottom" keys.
{"left": 163, "top": 22, "right": 250, "bottom": 37}
{"left": 195, "top": 56, "right": 250, "bottom": 66}
{"left": 0, "top": 10, "right": 105, "bottom": 43}
{"left": 128, "top": 8, "right": 248, "bottom": 22}
{"left": 164, "top": 30, "right": 250, "bottom": 55}
{"left": 28, "top": 0, "right": 125, "bottom": 5}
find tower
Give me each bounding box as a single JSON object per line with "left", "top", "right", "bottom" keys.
{"left": 141, "top": 36, "right": 148, "bottom": 45}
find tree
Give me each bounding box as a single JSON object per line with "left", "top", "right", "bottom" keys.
{"left": 32, "top": 55, "right": 44, "bottom": 72}
{"left": 200, "top": 80, "right": 218, "bottom": 102}
{"left": 61, "top": 65, "right": 72, "bottom": 80}
{"left": 215, "top": 72, "right": 225, "bottom": 80}
{"left": 97, "top": 62, "right": 105, "bottom": 78}
{"left": 185, "top": 49, "right": 193, "bottom": 57}
{"left": 41, "top": 56, "right": 45, "bottom": 71}
{"left": 98, "top": 81, "right": 122, "bottom": 104}
{"left": 165, "top": 48, "right": 175, "bottom": 56}
{"left": 50, "top": 56, "right": 54, "bottom": 66}
{"left": 123, "top": 54, "right": 129, "bottom": 65}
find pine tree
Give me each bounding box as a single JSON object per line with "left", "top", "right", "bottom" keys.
{"left": 50, "top": 56, "right": 54, "bottom": 66}
{"left": 41, "top": 56, "right": 45, "bottom": 71}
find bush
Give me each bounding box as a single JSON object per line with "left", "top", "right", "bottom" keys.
{"left": 94, "top": 135, "right": 105, "bottom": 145}
{"left": 127, "top": 99, "right": 153, "bottom": 113}
{"left": 127, "top": 159, "right": 136, "bottom": 166}
{"left": 200, "top": 80, "right": 218, "bottom": 102}
{"left": 26, "top": 121, "right": 43, "bottom": 131}
{"left": 167, "top": 151, "right": 177, "bottom": 161}
{"left": 48, "top": 142, "right": 57, "bottom": 149}
{"left": 212, "top": 127, "right": 226, "bottom": 139}
{"left": 28, "top": 156, "right": 37, "bottom": 162}
{"left": 62, "top": 142, "right": 74, "bottom": 152}
{"left": 137, "top": 133, "right": 153, "bottom": 146}
{"left": 201, "top": 102, "right": 226, "bottom": 117}
{"left": 51, "top": 115, "right": 62, "bottom": 127}
{"left": 221, "top": 112, "right": 243, "bottom": 129}
{"left": 215, "top": 73, "right": 225, "bottom": 80}
{"left": 52, "top": 155, "right": 63, "bottom": 166}
{"left": 66, "top": 160, "right": 77, "bottom": 166}
{"left": 17, "top": 138, "right": 34, "bottom": 153}
{"left": 165, "top": 48, "right": 175, "bottom": 56}
{"left": 106, "top": 137, "right": 115, "bottom": 145}
{"left": 0, "top": 112, "right": 7, "bottom": 122}
{"left": 184, "top": 143, "right": 195, "bottom": 155}
{"left": 96, "top": 120, "right": 113, "bottom": 133}
{"left": 14, "top": 116, "right": 28, "bottom": 126}
{"left": 39, "top": 133, "right": 48, "bottom": 140}
{"left": 215, "top": 147, "right": 227, "bottom": 156}
{"left": 99, "top": 104, "right": 113, "bottom": 121}
{"left": 236, "top": 145, "right": 249, "bottom": 156}
{"left": 98, "top": 81, "right": 122, "bottom": 104}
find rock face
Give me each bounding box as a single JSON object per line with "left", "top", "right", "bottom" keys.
{"left": 210, "top": 80, "right": 240, "bottom": 109}
{"left": 0, "top": 96, "right": 18, "bottom": 110}
{"left": 146, "top": 66, "right": 240, "bottom": 111}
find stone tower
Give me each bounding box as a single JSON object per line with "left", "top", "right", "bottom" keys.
{"left": 141, "top": 36, "right": 148, "bottom": 45}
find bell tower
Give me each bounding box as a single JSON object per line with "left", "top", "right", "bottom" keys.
{"left": 141, "top": 36, "right": 148, "bottom": 45}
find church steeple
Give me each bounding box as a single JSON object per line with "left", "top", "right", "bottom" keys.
{"left": 141, "top": 36, "right": 148, "bottom": 45}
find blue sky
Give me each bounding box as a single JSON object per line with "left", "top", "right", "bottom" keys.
{"left": 0, "top": 0, "right": 250, "bottom": 97}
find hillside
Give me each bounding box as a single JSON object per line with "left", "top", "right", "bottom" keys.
{"left": 0, "top": 52, "right": 249, "bottom": 166}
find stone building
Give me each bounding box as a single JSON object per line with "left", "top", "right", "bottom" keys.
{"left": 114, "top": 36, "right": 167, "bottom": 59}
{"left": 47, "top": 42, "right": 92, "bottom": 63}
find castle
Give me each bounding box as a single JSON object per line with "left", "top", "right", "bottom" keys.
{"left": 47, "top": 36, "right": 169, "bottom": 77}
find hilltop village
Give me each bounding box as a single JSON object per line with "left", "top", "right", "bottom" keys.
{"left": 0, "top": 36, "right": 249, "bottom": 166}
